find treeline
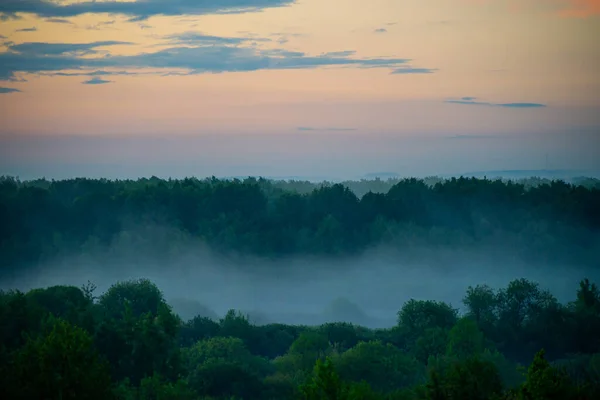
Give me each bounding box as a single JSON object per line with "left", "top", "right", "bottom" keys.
{"left": 1, "top": 175, "right": 599, "bottom": 271}
{"left": 1, "top": 277, "right": 599, "bottom": 399}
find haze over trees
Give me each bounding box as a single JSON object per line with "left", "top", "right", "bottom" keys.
{"left": 1, "top": 175, "right": 598, "bottom": 273}
{"left": 1, "top": 175, "right": 599, "bottom": 398}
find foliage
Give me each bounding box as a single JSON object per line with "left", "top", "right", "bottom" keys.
{"left": 5, "top": 318, "right": 112, "bottom": 400}
{"left": 1, "top": 176, "right": 599, "bottom": 270}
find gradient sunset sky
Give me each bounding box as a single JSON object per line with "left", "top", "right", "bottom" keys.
{"left": 1, "top": 0, "right": 599, "bottom": 180}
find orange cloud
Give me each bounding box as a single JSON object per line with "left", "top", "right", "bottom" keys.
{"left": 559, "top": 0, "right": 600, "bottom": 17}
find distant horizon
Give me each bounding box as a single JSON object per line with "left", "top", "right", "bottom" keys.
{"left": 3, "top": 168, "right": 599, "bottom": 184}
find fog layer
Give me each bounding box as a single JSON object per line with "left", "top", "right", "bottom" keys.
{"left": 2, "top": 240, "right": 596, "bottom": 329}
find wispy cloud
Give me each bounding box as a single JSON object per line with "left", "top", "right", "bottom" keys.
{"left": 0, "top": 87, "right": 21, "bottom": 94}
{"left": 15, "top": 27, "right": 37, "bottom": 32}
{"left": 8, "top": 41, "right": 133, "bottom": 56}
{"left": 445, "top": 97, "right": 546, "bottom": 108}
{"left": 297, "top": 126, "right": 357, "bottom": 132}
{"left": 0, "top": 38, "right": 434, "bottom": 81}
{"left": 44, "top": 70, "right": 143, "bottom": 77}
{"left": 45, "top": 18, "right": 73, "bottom": 24}
{"left": 447, "top": 134, "right": 500, "bottom": 139}
{"left": 82, "top": 77, "right": 112, "bottom": 85}
{"left": 84, "top": 20, "right": 117, "bottom": 31}
{"left": 374, "top": 28, "right": 388, "bottom": 33}
{"left": 322, "top": 50, "right": 356, "bottom": 57}
{"left": 0, "top": 0, "right": 296, "bottom": 19}
{"left": 499, "top": 103, "right": 548, "bottom": 108}
{"left": 391, "top": 67, "right": 437, "bottom": 74}
{"left": 164, "top": 32, "right": 271, "bottom": 46}
{"left": 269, "top": 32, "right": 306, "bottom": 45}
{"left": 0, "top": 13, "right": 21, "bottom": 21}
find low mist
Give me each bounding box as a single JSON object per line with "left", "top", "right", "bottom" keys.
{"left": 2, "top": 227, "right": 597, "bottom": 329}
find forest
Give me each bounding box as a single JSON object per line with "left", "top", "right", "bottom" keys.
{"left": 1, "top": 277, "right": 599, "bottom": 399}
{"left": 1, "top": 175, "right": 599, "bottom": 399}
{"left": 1, "top": 175, "right": 599, "bottom": 274}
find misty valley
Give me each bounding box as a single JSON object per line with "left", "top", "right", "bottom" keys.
{"left": 1, "top": 175, "right": 600, "bottom": 399}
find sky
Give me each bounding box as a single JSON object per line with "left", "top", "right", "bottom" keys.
{"left": 0, "top": 0, "right": 599, "bottom": 180}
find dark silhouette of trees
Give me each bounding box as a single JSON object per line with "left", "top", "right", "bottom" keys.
{"left": 0, "top": 278, "right": 598, "bottom": 399}
{"left": 1, "top": 175, "right": 599, "bottom": 272}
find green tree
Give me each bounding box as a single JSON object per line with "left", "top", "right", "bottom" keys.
{"left": 184, "top": 336, "right": 271, "bottom": 399}
{"left": 413, "top": 327, "right": 448, "bottom": 364}
{"left": 335, "top": 340, "right": 425, "bottom": 392}
{"left": 445, "top": 317, "right": 485, "bottom": 359}
{"left": 518, "top": 349, "right": 575, "bottom": 400}
{"left": 397, "top": 299, "right": 458, "bottom": 347}
{"left": 300, "top": 358, "right": 344, "bottom": 400}
{"left": 424, "top": 356, "right": 503, "bottom": 400}
{"left": 94, "top": 279, "right": 181, "bottom": 384}
{"left": 8, "top": 318, "right": 112, "bottom": 400}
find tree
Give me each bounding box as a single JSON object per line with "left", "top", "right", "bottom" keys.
{"left": 424, "top": 356, "right": 504, "bottom": 400}
{"left": 413, "top": 327, "right": 448, "bottom": 364}
{"left": 517, "top": 349, "right": 575, "bottom": 400}
{"left": 300, "top": 358, "right": 345, "bottom": 400}
{"left": 8, "top": 318, "right": 112, "bottom": 400}
{"left": 184, "top": 336, "right": 271, "bottom": 399}
{"left": 397, "top": 299, "right": 458, "bottom": 347}
{"left": 445, "top": 317, "right": 485, "bottom": 359}
{"left": 94, "top": 280, "right": 181, "bottom": 384}
{"left": 463, "top": 284, "right": 498, "bottom": 337}
{"left": 495, "top": 279, "right": 562, "bottom": 362}
{"left": 335, "top": 341, "right": 425, "bottom": 392}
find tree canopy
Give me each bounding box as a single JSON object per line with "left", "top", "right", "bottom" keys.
{"left": 0, "top": 277, "right": 598, "bottom": 399}
{"left": 1, "top": 176, "right": 599, "bottom": 273}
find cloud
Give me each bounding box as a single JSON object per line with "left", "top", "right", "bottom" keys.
{"left": 391, "top": 67, "right": 437, "bottom": 74}
{"left": 8, "top": 41, "right": 133, "bottom": 56}
{"left": 0, "top": 13, "right": 21, "bottom": 21}
{"left": 322, "top": 50, "right": 356, "bottom": 57}
{"left": 0, "top": 35, "right": 6, "bottom": 39}
{"left": 374, "top": 28, "right": 388, "bottom": 33}
{"left": 297, "top": 126, "right": 357, "bottom": 132}
{"left": 15, "top": 27, "right": 37, "bottom": 32}
{"left": 0, "top": 38, "right": 429, "bottom": 81}
{"left": 82, "top": 77, "right": 112, "bottom": 85}
{"left": 0, "top": 0, "right": 296, "bottom": 19}
{"left": 448, "top": 134, "right": 500, "bottom": 139}
{"left": 269, "top": 32, "right": 306, "bottom": 45}
{"left": 43, "top": 70, "right": 143, "bottom": 77}
{"left": 0, "top": 87, "right": 21, "bottom": 94}
{"left": 45, "top": 18, "right": 72, "bottom": 24}
{"left": 498, "top": 102, "right": 547, "bottom": 108}
{"left": 164, "top": 32, "right": 270, "bottom": 46}
{"left": 445, "top": 97, "right": 546, "bottom": 108}
{"left": 84, "top": 20, "right": 117, "bottom": 30}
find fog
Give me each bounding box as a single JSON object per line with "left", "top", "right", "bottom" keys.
{"left": 2, "top": 227, "right": 597, "bottom": 329}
